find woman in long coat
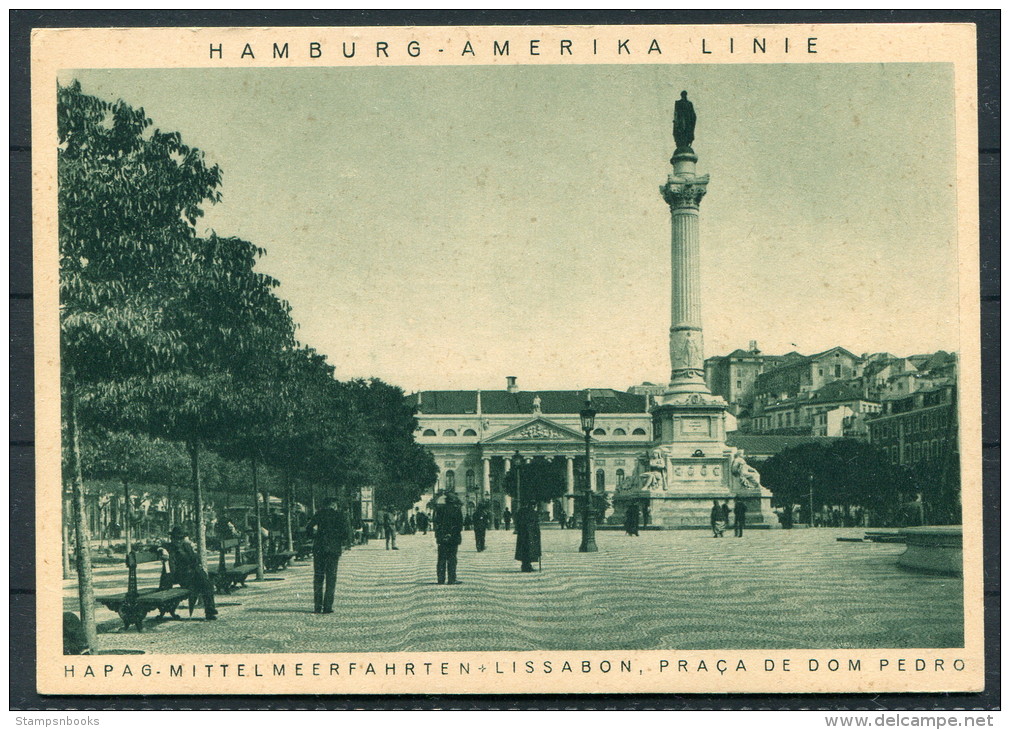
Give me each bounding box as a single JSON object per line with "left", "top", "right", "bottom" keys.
{"left": 624, "top": 503, "right": 641, "bottom": 536}
{"left": 514, "top": 501, "right": 542, "bottom": 572}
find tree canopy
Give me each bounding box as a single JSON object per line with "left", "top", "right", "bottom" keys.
{"left": 759, "top": 439, "right": 903, "bottom": 513}
{"left": 58, "top": 80, "right": 437, "bottom": 649}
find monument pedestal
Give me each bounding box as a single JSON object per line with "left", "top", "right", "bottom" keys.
{"left": 613, "top": 392, "right": 777, "bottom": 529}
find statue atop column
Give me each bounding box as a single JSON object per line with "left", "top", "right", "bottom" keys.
{"left": 673, "top": 91, "right": 696, "bottom": 154}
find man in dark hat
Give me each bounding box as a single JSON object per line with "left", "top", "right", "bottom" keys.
{"left": 379, "top": 509, "right": 398, "bottom": 550}
{"left": 514, "top": 500, "right": 542, "bottom": 573}
{"left": 733, "top": 498, "right": 748, "bottom": 538}
{"left": 472, "top": 501, "right": 490, "bottom": 552}
{"left": 167, "top": 525, "right": 218, "bottom": 620}
{"left": 433, "top": 490, "right": 464, "bottom": 585}
{"left": 305, "top": 497, "right": 351, "bottom": 614}
{"left": 415, "top": 508, "right": 429, "bottom": 535}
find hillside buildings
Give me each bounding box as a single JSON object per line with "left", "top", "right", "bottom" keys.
{"left": 703, "top": 345, "right": 957, "bottom": 440}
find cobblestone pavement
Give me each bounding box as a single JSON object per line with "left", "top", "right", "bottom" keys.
{"left": 67, "top": 528, "right": 964, "bottom": 653}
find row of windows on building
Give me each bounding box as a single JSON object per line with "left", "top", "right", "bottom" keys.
{"left": 440, "top": 468, "right": 629, "bottom": 492}
{"left": 883, "top": 438, "right": 950, "bottom": 466}
{"left": 422, "top": 427, "right": 649, "bottom": 437}
{"left": 754, "top": 402, "right": 881, "bottom": 432}
{"left": 870, "top": 408, "right": 950, "bottom": 441}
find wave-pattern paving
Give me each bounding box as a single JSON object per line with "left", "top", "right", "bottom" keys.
{"left": 67, "top": 528, "right": 964, "bottom": 653}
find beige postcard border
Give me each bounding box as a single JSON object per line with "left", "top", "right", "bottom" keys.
{"left": 32, "top": 23, "right": 983, "bottom": 695}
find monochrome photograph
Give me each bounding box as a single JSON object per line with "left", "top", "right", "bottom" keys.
{"left": 30, "top": 23, "right": 984, "bottom": 695}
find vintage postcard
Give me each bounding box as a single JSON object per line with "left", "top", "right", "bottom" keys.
{"left": 32, "top": 22, "right": 983, "bottom": 695}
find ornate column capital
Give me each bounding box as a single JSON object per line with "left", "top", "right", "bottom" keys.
{"left": 660, "top": 174, "right": 709, "bottom": 210}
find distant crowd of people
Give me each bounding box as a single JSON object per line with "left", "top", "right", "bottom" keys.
{"left": 148, "top": 493, "right": 883, "bottom": 623}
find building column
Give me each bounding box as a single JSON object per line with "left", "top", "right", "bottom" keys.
{"left": 503, "top": 457, "right": 512, "bottom": 512}
{"left": 565, "top": 456, "right": 575, "bottom": 518}
{"left": 482, "top": 457, "right": 491, "bottom": 498}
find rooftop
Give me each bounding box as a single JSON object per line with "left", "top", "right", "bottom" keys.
{"left": 726, "top": 433, "right": 845, "bottom": 456}
{"left": 759, "top": 379, "right": 872, "bottom": 410}
{"left": 407, "top": 389, "right": 649, "bottom": 415}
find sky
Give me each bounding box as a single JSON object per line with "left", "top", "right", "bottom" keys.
{"left": 63, "top": 63, "right": 959, "bottom": 393}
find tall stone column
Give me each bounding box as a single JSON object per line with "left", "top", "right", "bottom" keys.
{"left": 660, "top": 93, "right": 710, "bottom": 397}
{"left": 618, "top": 92, "right": 734, "bottom": 528}
{"left": 482, "top": 457, "right": 491, "bottom": 498}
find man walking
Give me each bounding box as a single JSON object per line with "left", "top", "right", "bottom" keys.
{"left": 305, "top": 498, "right": 350, "bottom": 614}
{"left": 473, "top": 502, "right": 490, "bottom": 552}
{"left": 380, "top": 510, "right": 398, "bottom": 550}
{"left": 514, "top": 500, "right": 542, "bottom": 573}
{"left": 416, "top": 508, "right": 429, "bottom": 535}
{"left": 502, "top": 506, "right": 512, "bottom": 531}
{"left": 167, "top": 525, "right": 218, "bottom": 621}
{"left": 733, "top": 498, "right": 748, "bottom": 538}
{"left": 434, "top": 490, "right": 464, "bottom": 584}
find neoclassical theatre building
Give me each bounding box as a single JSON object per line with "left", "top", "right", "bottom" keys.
{"left": 408, "top": 377, "right": 655, "bottom": 522}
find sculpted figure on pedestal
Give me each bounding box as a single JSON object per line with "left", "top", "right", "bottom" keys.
{"left": 624, "top": 448, "right": 669, "bottom": 492}
{"left": 673, "top": 91, "right": 697, "bottom": 153}
{"left": 640, "top": 471, "right": 666, "bottom": 491}
{"left": 731, "top": 452, "right": 763, "bottom": 491}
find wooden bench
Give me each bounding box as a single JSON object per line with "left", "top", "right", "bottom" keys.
{"left": 96, "top": 550, "right": 192, "bottom": 632}
{"left": 208, "top": 538, "right": 259, "bottom": 593}
{"left": 264, "top": 536, "right": 296, "bottom": 572}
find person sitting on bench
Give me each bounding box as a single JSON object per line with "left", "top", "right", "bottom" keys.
{"left": 167, "top": 525, "right": 218, "bottom": 621}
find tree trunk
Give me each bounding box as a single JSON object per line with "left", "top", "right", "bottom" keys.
{"left": 122, "top": 479, "right": 132, "bottom": 553}
{"left": 251, "top": 457, "right": 265, "bottom": 580}
{"left": 65, "top": 372, "right": 98, "bottom": 651}
{"left": 310, "top": 482, "right": 316, "bottom": 514}
{"left": 284, "top": 472, "right": 294, "bottom": 551}
{"left": 187, "top": 441, "right": 207, "bottom": 567}
{"left": 262, "top": 481, "right": 271, "bottom": 553}
{"left": 61, "top": 493, "right": 73, "bottom": 579}
{"left": 167, "top": 483, "right": 175, "bottom": 530}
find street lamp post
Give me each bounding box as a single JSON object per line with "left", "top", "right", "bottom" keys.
{"left": 513, "top": 449, "right": 522, "bottom": 534}
{"left": 579, "top": 400, "right": 599, "bottom": 553}
{"left": 808, "top": 472, "right": 815, "bottom": 528}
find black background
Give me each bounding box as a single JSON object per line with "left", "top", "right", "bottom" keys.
{"left": 9, "top": 8, "right": 1000, "bottom": 711}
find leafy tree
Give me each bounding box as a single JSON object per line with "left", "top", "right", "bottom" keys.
{"left": 339, "top": 379, "right": 437, "bottom": 511}
{"left": 504, "top": 457, "right": 566, "bottom": 505}
{"left": 760, "top": 440, "right": 903, "bottom": 522}
{"left": 89, "top": 231, "right": 297, "bottom": 566}
{"left": 59, "top": 81, "right": 221, "bottom": 649}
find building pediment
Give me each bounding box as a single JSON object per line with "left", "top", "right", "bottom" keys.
{"left": 482, "top": 417, "right": 587, "bottom": 444}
